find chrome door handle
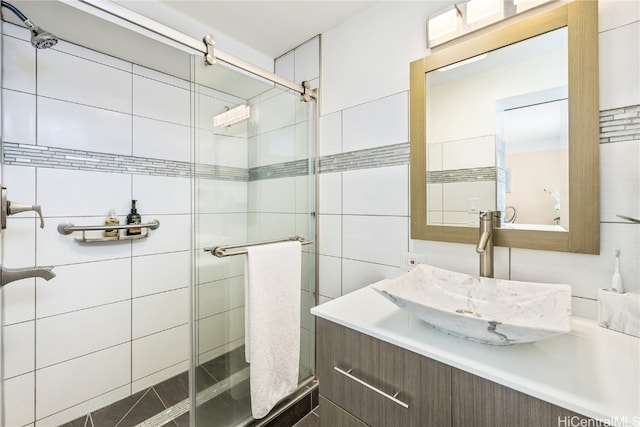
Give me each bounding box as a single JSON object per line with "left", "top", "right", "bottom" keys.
{"left": 334, "top": 366, "right": 409, "bottom": 409}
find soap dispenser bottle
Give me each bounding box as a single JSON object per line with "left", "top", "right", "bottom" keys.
{"left": 104, "top": 209, "right": 120, "bottom": 238}
{"left": 126, "top": 200, "right": 142, "bottom": 236}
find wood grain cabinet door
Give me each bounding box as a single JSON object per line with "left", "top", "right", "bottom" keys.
{"left": 318, "top": 318, "right": 450, "bottom": 427}
{"left": 451, "top": 368, "right": 593, "bottom": 427}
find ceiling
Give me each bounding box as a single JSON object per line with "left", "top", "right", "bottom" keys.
{"left": 158, "top": 1, "right": 379, "bottom": 58}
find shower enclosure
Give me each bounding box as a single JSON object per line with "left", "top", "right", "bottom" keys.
{"left": 191, "top": 57, "right": 317, "bottom": 426}
{"left": 0, "top": 2, "right": 316, "bottom": 426}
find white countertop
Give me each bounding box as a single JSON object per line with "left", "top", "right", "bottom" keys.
{"left": 311, "top": 286, "right": 640, "bottom": 425}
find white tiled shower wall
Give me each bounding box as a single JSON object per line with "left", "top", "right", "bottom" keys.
{"left": 317, "top": 0, "right": 640, "bottom": 318}
{"left": 1, "top": 23, "right": 193, "bottom": 426}
{"left": 0, "top": 20, "right": 280, "bottom": 426}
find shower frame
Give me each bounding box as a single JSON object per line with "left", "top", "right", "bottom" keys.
{"left": 59, "top": 2, "right": 321, "bottom": 425}
{"left": 69, "top": 0, "right": 317, "bottom": 101}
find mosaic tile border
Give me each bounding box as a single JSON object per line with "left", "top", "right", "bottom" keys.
{"left": 427, "top": 166, "right": 498, "bottom": 184}
{"left": 250, "top": 159, "right": 311, "bottom": 180}
{"left": 4, "top": 104, "right": 638, "bottom": 182}
{"left": 600, "top": 105, "right": 640, "bottom": 144}
{"left": 318, "top": 142, "right": 409, "bottom": 174}
{"left": 2, "top": 142, "right": 249, "bottom": 181}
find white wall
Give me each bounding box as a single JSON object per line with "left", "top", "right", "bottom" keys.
{"left": 318, "top": 0, "right": 640, "bottom": 320}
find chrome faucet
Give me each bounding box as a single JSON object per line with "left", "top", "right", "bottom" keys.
{"left": 1, "top": 266, "right": 56, "bottom": 287}
{"left": 476, "top": 210, "right": 500, "bottom": 278}
{"left": 2, "top": 187, "right": 45, "bottom": 229}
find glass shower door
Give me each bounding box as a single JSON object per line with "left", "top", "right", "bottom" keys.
{"left": 192, "top": 57, "right": 316, "bottom": 426}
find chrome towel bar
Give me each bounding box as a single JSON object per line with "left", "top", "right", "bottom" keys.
{"left": 205, "top": 236, "right": 313, "bottom": 257}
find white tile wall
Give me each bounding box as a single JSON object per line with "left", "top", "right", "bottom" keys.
{"left": 38, "top": 97, "right": 132, "bottom": 154}
{"left": 294, "top": 37, "right": 320, "bottom": 84}
{"left": 248, "top": 177, "right": 296, "bottom": 213}
{"left": 197, "top": 307, "right": 244, "bottom": 357}
{"left": 343, "top": 215, "right": 408, "bottom": 266}
{"left": 318, "top": 172, "right": 341, "bottom": 214}
{"left": 4, "top": 372, "right": 34, "bottom": 427}
{"left": 132, "top": 324, "right": 189, "bottom": 382}
{"left": 132, "top": 251, "right": 190, "bottom": 297}
{"left": 275, "top": 51, "right": 295, "bottom": 82}
{"left": 133, "top": 75, "right": 190, "bottom": 125}
{"left": 600, "top": 139, "right": 640, "bottom": 222}
{"left": 1, "top": 25, "right": 198, "bottom": 426}
{"left": 132, "top": 214, "right": 191, "bottom": 256}
{"left": 319, "top": 111, "right": 342, "bottom": 156}
{"left": 37, "top": 168, "right": 132, "bottom": 217}
{"left": 198, "top": 276, "right": 245, "bottom": 319}
{"left": 1, "top": 34, "right": 35, "bottom": 92}
{"left": 2, "top": 89, "right": 35, "bottom": 144}
{"left": 599, "top": 21, "right": 640, "bottom": 110}
{"left": 249, "top": 125, "right": 296, "bottom": 167}
{"left": 3, "top": 321, "right": 34, "bottom": 379}
{"left": 37, "top": 48, "right": 132, "bottom": 113}
{"left": 342, "top": 92, "right": 408, "bottom": 152}
{"left": 36, "top": 301, "right": 131, "bottom": 369}
{"left": 132, "top": 175, "right": 191, "bottom": 214}
{"left": 132, "top": 288, "right": 189, "bottom": 339}
{"left": 197, "top": 131, "right": 248, "bottom": 167}
{"left": 198, "top": 179, "right": 248, "bottom": 214}
{"left": 318, "top": 214, "right": 341, "bottom": 257}
{"left": 319, "top": 255, "right": 342, "bottom": 298}
{"left": 36, "top": 258, "right": 131, "bottom": 317}
{"left": 317, "top": 0, "right": 640, "bottom": 327}
{"left": 133, "top": 116, "right": 191, "bottom": 162}
{"left": 36, "top": 343, "right": 131, "bottom": 420}
{"left": 343, "top": 165, "right": 408, "bottom": 216}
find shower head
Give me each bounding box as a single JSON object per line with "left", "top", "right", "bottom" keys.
{"left": 1, "top": 1, "right": 58, "bottom": 49}
{"left": 27, "top": 23, "right": 58, "bottom": 49}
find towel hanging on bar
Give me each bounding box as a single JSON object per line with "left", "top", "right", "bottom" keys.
{"left": 204, "top": 236, "right": 313, "bottom": 257}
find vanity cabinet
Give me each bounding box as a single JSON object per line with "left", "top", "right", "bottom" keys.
{"left": 451, "top": 369, "right": 590, "bottom": 427}
{"left": 317, "top": 318, "right": 451, "bottom": 427}
{"left": 318, "top": 318, "right": 593, "bottom": 427}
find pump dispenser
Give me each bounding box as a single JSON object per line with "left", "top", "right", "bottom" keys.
{"left": 126, "top": 200, "right": 142, "bottom": 235}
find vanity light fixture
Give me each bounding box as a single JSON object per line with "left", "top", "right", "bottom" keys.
{"left": 213, "top": 104, "right": 250, "bottom": 128}
{"left": 513, "top": 0, "right": 552, "bottom": 13}
{"left": 466, "top": 0, "right": 504, "bottom": 27}
{"left": 427, "top": 0, "right": 555, "bottom": 48}
{"left": 427, "top": 5, "right": 462, "bottom": 46}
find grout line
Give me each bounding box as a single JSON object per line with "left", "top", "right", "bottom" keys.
{"left": 115, "top": 388, "right": 153, "bottom": 427}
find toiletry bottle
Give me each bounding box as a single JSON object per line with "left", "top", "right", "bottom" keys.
{"left": 104, "top": 209, "right": 119, "bottom": 238}
{"left": 126, "top": 200, "right": 142, "bottom": 236}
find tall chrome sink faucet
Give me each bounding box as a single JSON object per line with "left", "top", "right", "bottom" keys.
{"left": 476, "top": 210, "right": 500, "bottom": 278}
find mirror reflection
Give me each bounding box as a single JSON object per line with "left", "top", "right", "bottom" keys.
{"left": 425, "top": 27, "right": 568, "bottom": 231}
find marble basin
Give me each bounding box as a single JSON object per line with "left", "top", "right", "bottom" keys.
{"left": 370, "top": 264, "right": 572, "bottom": 345}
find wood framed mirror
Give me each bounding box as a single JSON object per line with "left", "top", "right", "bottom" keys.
{"left": 410, "top": 0, "right": 599, "bottom": 254}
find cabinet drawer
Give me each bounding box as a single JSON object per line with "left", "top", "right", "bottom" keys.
{"left": 320, "top": 395, "right": 368, "bottom": 427}
{"left": 317, "top": 318, "right": 422, "bottom": 426}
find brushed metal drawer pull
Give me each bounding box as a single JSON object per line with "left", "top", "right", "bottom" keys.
{"left": 334, "top": 366, "right": 409, "bottom": 409}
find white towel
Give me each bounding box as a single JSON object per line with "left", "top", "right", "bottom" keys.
{"left": 244, "top": 241, "right": 301, "bottom": 419}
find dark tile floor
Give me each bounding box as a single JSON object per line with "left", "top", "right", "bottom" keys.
{"left": 59, "top": 346, "right": 315, "bottom": 427}
{"left": 292, "top": 410, "right": 319, "bottom": 427}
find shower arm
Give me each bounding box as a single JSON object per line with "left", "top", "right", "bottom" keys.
{"left": 1, "top": 1, "right": 35, "bottom": 30}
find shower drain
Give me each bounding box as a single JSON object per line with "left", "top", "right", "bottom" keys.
{"left": 134, "top": 367, "right": 250, "bottom": 427}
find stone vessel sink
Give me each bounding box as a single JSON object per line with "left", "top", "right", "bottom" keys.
{"left": 370, "top": 264, "right": 572, "bottom": 345}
